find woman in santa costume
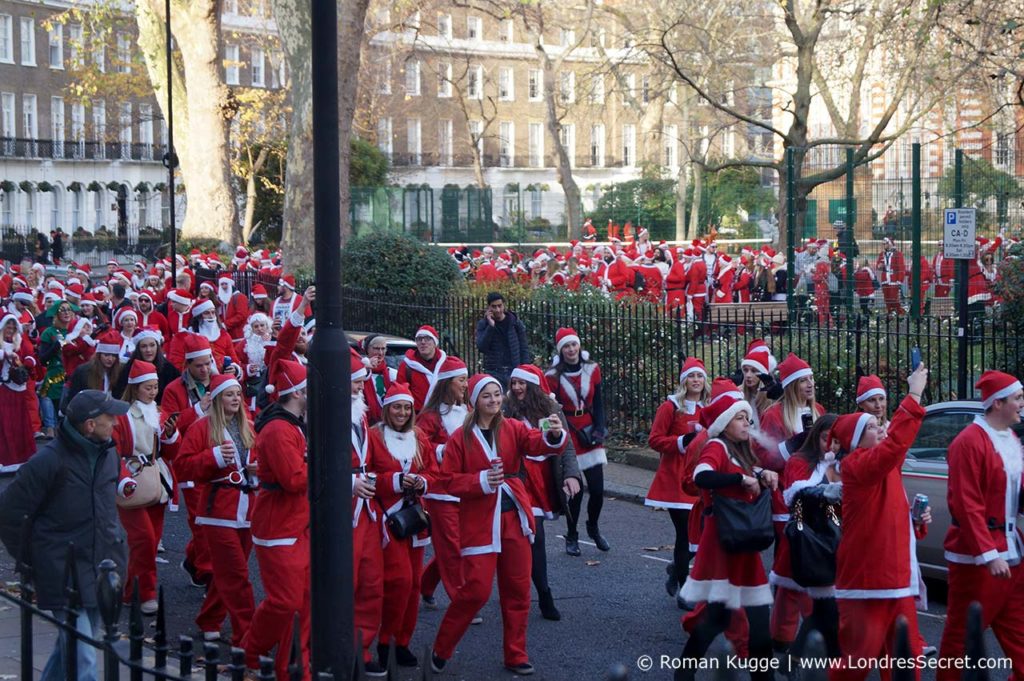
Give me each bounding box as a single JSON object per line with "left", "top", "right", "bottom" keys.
{"left": 367, "top": 383, "right": 435, "bottom": 668}
{"left": 175, "top": 373, "right": 256, "bottom": 645}
{"left": 546, "top": 327, "right": 610, "bottom": 556}
{"left": 675, "top": 394, "right": 778, "bottom": 681}
{"left": 645, "top": 357, "right": 708, "bottom": 604}
{"left": 739, "top": 340, "right": 776, "bottom": 428}
{"left": 830, "top": 364, "right": 928, "bottom": 681}
{"left": 430, "top": 374, "right": 566, "bottom": 676}
{"left": 400, "top": 325, "right": 448, "bottom": 412}
{"left": 937, "top": 371, "right": 1024, "bottom": 680}
{"left": 62, "top": 330, "right": 124, "bottom": 409}
{"left": 504, "top": 364, "right": 582, "bottom": 621}
{"left": 112, "top": 360, "right": 180, "bottom": 615}
{"left": 242, "top": 360, "right": 312, "bottom": 681}
{"left": 113, "top": 327, "right": 179, "bottom": 403}
{"left": 113, "top": 307, "right": 139, "bottom": 364}
{"left": 136, "top": 291, "right": 170, "bottom": 340}
{"left": 854, "top": 374, "right": 888, "bottom": 435}
{"left": 61, "top": 316, "right": 97, "bottom": 379}
{"left": 0, "top": 313, "right": 37, "bottom": 470}
{"left": 417, "top": 356, "right": 469, "bottom": 610}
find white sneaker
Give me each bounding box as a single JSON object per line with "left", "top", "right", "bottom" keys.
{"left": 471, "top": 614, "right": 483, "bottom": 625}
{"left": 202, "top": 631, "right": 221, "bottom": 641}
{"left": 157, "top": 540, "right": 165, "bottom": 553}
{"left": 140, "top": 599, "right": 158, "bottom": 616}
{"left": 155, "top": 556, "right": 169, "bottom": 565}
{"left": 923, "top": 645, "right": 937, "bottom": 657}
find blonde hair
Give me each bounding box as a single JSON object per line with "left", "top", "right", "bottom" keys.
{"left": 674, "top": 374, "right": 710, "bottom": 405}
{"left": 379, "top": 404, "right": 423, "bottom": 469}
{"left": 743, "top": 382, "right": 771, "bottom": 416}
{"left": 207, "top": 388, "right": 255, "bottom": 450}
{"left": 781, "top": 379, "right": 818, "bottom": 436}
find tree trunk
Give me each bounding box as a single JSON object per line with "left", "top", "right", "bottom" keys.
{"left": 689, "top": 163, "right": 703, "bottom": 238}
{"left": 468, "top": 122, "right": 486, "bottom": 188}
{"left": 676, "top": 162, "right": 688, "bottom": 241}
{"left": 640, "top": 96, "right": 665, "bottom": 167}
{"left": 539, "top": 54, "right": 581, "bottom": 238}
{"left": 242, "top": 147, "right": 269, "bottom": 243}
{"left": 337, "top": 0, "right": 372, "bottom": 248}
{"left": 272, "top": 0, "right": 314, "bottom": 271}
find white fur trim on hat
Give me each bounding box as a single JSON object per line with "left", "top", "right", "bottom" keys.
{"left": 707, "top": 400, "right": 753, "bottom": 438}
{"left": 982, "top": 381, "right": 1023, "bottom": 409}
{"left": 210, "top": 377, "right": 241, "bottom": 400}
{"left": 855, "top": 388, "right": 885, "bottom": 403}
{"left": 97, "top": 343, "right": 121, "bottom": 355}
{"left": 415, "top": 328, "right": 439, "bottom": 344}
{"left": 678, "top": 366, "right": 707, "bottom": 382}
{"left": 351, "top": 367, "right": 369, "bottom": 382}
{"left": 382, "top": 392, "right": 414, "bottom": 407}
{"left": 556, "top": 333, "right": 581, "bottom": 353}
{"left": 470, "top": 376, "right": 501, "bottom": 405}
{"left": 128, "top": 371, "right": 159, "bottom": 385}
{"left": 780, "top": 367, "right": 813, "bottom": 389}
{"left": 510, "top": 367, "right": 541, "bottom": 386}
{"left": 133, "top": 328, "right": 164, "bottom": 345}
{"left": 278, "top": 378, "right": 307, "bottom": 397}
{"left": 192, "top": 299, "right": 215, "bottom": 316}
{"left": 167, "top": 291, "right": 191, "bottom": 306}
{"left": 741, "top": 358, "right": 769, "bottom": 375}
{"left": 184, "top": 347, "right": 213, "bottom": 360}
{"left": 849, "top": 412, "right": 873, "bottom": 451}
{"left": 437, "top": 367, "right": 468, "bottom": 381}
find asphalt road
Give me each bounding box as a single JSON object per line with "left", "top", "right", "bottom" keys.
{"left": 0, "top": 476, "right": 1012, "bottom": 681}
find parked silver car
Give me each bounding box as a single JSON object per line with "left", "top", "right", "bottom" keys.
{"left": 901, "top": 401, "right": 1024, "bottom": 581}
{"left": 346, "top": 331, "right": 416, "bottom": 371}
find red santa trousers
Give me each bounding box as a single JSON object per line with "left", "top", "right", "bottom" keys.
{"left": 830, "top": 597, "right": 922, "bottom": 681}
{"left": 380, "top": 539, "right": 425, "bottom": 647}
{"left": 936, "top": 563, "right": 1024, "bottom": 681}
{"left": 433, "top": 512, "right": 533, "bottom": 666}
{"left": 353, "top": 516, "right": 384, "bottom": 663}
{"left": 181, "top": 487, "right": 213, "bottom": 579}
{"left": 195, "top": 526, "right": 254, "bottom": 646}
{"left": 243, "top": 532, "right": 311, "bottom": 681}
{"left": 420, "top": 500, "right": 463, "bottom": 600}
{"left": 882, "top": 286, "right": 903, "bottom": 315}
{"left": 771, "top": 586, "right": 813, "bottom": 645}
{"left": 117, "top": 504, "right": 166, "bottom": 602}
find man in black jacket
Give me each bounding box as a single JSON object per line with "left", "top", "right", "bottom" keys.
{"left": 475, "top": 292, "right": 530, "bottom": 389}
{"left": 0, "top": 390, "right": 129, "bottom": 681}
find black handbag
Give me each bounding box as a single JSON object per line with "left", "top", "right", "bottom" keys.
{"left": 569, "top": 422, "right": 598, "bottom": 449}
{"left": 386, "top": 494, "right": 431, "bottom": 540}
{"left": 785, "top": 497, "right": 841, "bottom": 587}
{"left": 711, "top": 489, "right": 775, "bottom": 554}
{"left": 5, "top": 365, "right": 29, "bottom": 386}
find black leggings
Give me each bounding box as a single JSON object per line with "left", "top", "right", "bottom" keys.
{"left": 676, "top": 603, "right": 772, "bottom": 681}
{"left": 793, "top": 597, "right": 840, "bottom": 658}
{"left": 667, "top": 509, "right": 691, "bottom": 582}
{"left": 567, "top": 465, "right": 604, "bottom": 533}
{"left": 530, "top": 518, "right": 549, "bottom": 594}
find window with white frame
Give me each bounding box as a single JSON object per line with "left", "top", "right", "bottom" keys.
{"left": 93, "top": 189, "right": 103, "bottom": 229}
{"left": 467, "top": 65, "right": 482, "bottom": 100}
{"left": 559, "top": 124, "right": 575, "bottom": 167}
{"left": 559, "top": 71, "right": 575, "bottom": 104}
{"left": 139, "top": 104, "right": 153, "bottom": 158}
{"left": 624, "top": 73, "right": 635, "bottom": 104}
{"left": 1, "top": 188, "right": 12, "bottom": 227}
{"left": 996, "top": 132, "right": 1011, "bottom": 167}
{"left": 225, "top": 44, "right": 240, "bottom": 85}
{"left": 722, "top": 127, "right": 735, "bottom": 157}
{"left": 119, "top": 102, "right": 132, "bottom": 158}
{"left": 68, "top": 24, "right": 81, "bottom": 65}
{"left": 20, "top": 18, "right": 35, "bottom": 66}
{"left": 274, "top": 52, "right": 286, "bottom": 88}
{"left": 438, "top": 119, "right": 453, "bottom": 166}
{"left": 71, "top": 102, "right": 84, "bottom": 156}
{"left": 530, "top": 187, "right": 542, "bottom": 218}
{"left": 376, "top": 117, "right": 392, "bottom": 157}
{"left": 437, "top": 14, "right": 452, "bottom": 40}
{"left": 590, "top": 124, "right": 604, "bottom": 167}
{"left": 251, "top": 47, "right": 265, "bottom": 87}
{"left": 93, "top": 100, "right": 106, "bottom": 153}
{"left": 589, "top": 74, "right": 604, "bottom": 104}
{"left": 51, "top": 96, "right": 64, "bottom": 157}
{"left": 117, "top": 32, "right": 130, "bottom": 73}
{"left": 559, "top": 28, "right": 575, "bottom": 47}
{"left": 0, "top": 15, "right": 12, "bottom": 63}
{"left": 405, "top": 59, "right": 420, "bottom": 96}
{"left": 137, "top": 188, "right": 148, "bottom": 228}
{"left": 406, "top": 11, "right": 420, "bottom": 32}
{"left": 406, "top": 118, "right": 421, "bottom": 164}
{"left": 51, "top": 186, "right": 61, "bottom": 229}
{"left": 499, "top": 121, "right": 514, "bottom": 167}
{"left": 468, "top": 120, "right": 483, "bottom": 156}
{"left": 641, "top": 75, "right": 650, "bottom": 104}
{"left": 24, "top": 188, "right": 34, "bottom": 229}
{"left": 379, "top": 60, "right": 391, "bottom": 94}
{"left": 498, "top": 67, "right": 514, "bottom": 101}
{"left": 437, "top": 62, "right": 452, "bottom": 97}
{"left": 71, "top": 190, "right": 81, "bottom": 230}
{"left": 467, "top": 16, "right": 482, "bottom": 41}
{"left": 48, "top": 24, "right": 63, "bottom": 69}
{"left": 499, "top": 19, "right": 513, "bottom": 43}
{"left": 94, "top": 37, "right": 104, "bottom": 72}
{"left": 668, "top": 83, "right": 677, "bottom": 104}
{"left": 663, "top": 124, "right": 677, "bottom": 168}
{"left": 1, "top": 93, "right": 14, "bottom": 152}
{"left": 22, "top": 94, "right": 37, "bottom": 140}
{"left": 590, "top": 27, "right": 606, "bottom": 48}
{"left": 225, "top": 0, "right": 238, "bottom": 14}
{"left": 622, "top": 124, "right": 636, "bottom": 166}
{"left": 528, "top": 69, "right": 541, "bottom": 101}
{"left": 528, "top": 122, "right": 543, "bottom": 167}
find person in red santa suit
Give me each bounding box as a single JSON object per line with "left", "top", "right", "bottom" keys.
{"left": 368, "top": 383, "right": 436, "bottom": 668}
{"left": 733, "top": 256, "right": 753, "bottom": 303}
{"left": 675, "top": 394, "right": 779, "bottom": 681}
{"left": 853, "top": 259, "right": 876, "bottom": 315}
{"left": 874, "top": 238, "right": 905, "bottom": 315}
{"left": 813, "top": 257, "right": 833, "bottom": 325}
{"left": 168, "top": 300, "right": 243, "bottom": 375}
{"left": 417, "top": 356, "right": 470, "bottom": 610}
{"left": 271, "top": 275, "right": 308, "bottom": 326}
{"left": 665, "top": 250, "right": 689, "bottom": 311}
{"left": 714, "top": 254, "right": 736, "bottom": 305}
{"left": 349, "top": 353, "right": 388, "bottom": 677}
{"left": 399, "top": 325, "right": 448, "bottom": 412}
{"left": 687, "top": 247, "right": 708, "bottom": 321}
{"left": 251, "top": 284, "right": 272, "bottom": 317}
{"left": 241, "top": 360, "right": 312, "bottom": 681}
{"left": 361, "top": 334, "right": 398, "bottom": 426}
{"left": 430, "top": 374, "right": 566, "bottom": 675}
{"left": 137, "top": 292, "right": 170, "bottom": 340}
{"left": 176, "top": 373, "right": 256, "bottom": 645}
{"left": 546, "top": 327, "right": 610, "bottom": 556}
{"left": 937, "top": 371, "right": 1024, "bottom": 680}
{"left": 830, "top": 364, "right": 928, "bottom": 681}
{"left": 216, "top": 274, "right": 249, "bottom": 340}
{"left": 161, "top": 288, "right": 193, "bottom": 362}
{"left": 932, "top": 246, "right": 952, "bottom": 298}
{"left": 739, "top": 339, "right": 776, "bottom": 430}
{"left": 606, "top": 252, "right": 634, "bottom": 301}
{"left": 0, "top": 313, "right": 38, "bottom": 470}
{"left": 112, "top": 361, "right": 180, "bottom": 614}
{"left": 645, "top": 358, "right": 707, "bottom": 605}
{"left": 61, "top": 316, "right": 97, "bottom": 379}
{"left": 637, "top": 252, "right": 664, "bottom": 303}
{"left": 915, "top": 255, "right": 933, "bottom": 314}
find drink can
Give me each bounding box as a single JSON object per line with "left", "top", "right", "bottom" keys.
{"left": 365, "top": 472, "right": 377, "bottom": 486}
{"left": 539, "top": 417, "right": 551, "bottom": 431}
{"left": 912, "top": 494, "right": 928, "bottom": 522}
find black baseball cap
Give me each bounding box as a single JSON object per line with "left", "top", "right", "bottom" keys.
{"left": 65, "top": 390, "right": 130, "bottom": 425}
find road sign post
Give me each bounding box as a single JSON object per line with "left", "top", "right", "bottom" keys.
{"left": 951, "top": 150, "right": 969, "bottom": 399}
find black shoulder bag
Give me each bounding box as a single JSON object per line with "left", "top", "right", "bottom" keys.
{"left": 710, "top": 489, "right": 775, "bottom": 554}
{"left": 385, "top": 488, "right": 431, "bottom": 540}
{"left": 785, "top": 496, "right": 841, "bottom": 587}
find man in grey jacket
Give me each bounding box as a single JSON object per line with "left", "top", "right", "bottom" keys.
{"left": 475, "top": 292, "right": 531, "bottom": 389}
{"left": 0, "top": 390, "right": 129, "bottom": 681}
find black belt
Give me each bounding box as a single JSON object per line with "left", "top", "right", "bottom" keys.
{"left": 207, "top": 480, "right": 253, "bottom": 515}
{"left": 950, "top": 516, "right": 1008, "bottom": 531}
{"left": 259, "top": 481, "right": 283, "bottom": 492}
{"left": 570, "top": 409, "right": 587, "bottom": 417}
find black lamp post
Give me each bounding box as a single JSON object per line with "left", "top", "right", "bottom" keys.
{"left": 161, "top": 0, "right": 178, "bottom": 284}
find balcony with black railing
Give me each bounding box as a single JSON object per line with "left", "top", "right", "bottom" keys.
{"left": 0, "top": 137, "right": 166, "bottom": 163}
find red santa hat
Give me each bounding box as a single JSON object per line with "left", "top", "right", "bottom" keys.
{"left": 251, "top": 284, "right": 269, "bottom": 300}
{"left": 678, "top": 357, "right": 707, "bottom": 383}
{"left": 218, "top": 273, "right": 234, "bottom": 286}
{"left": 468, "top": 373, "right": 502, "bottom": 406}
{"left": 209, "top": 373, "right": 242, "bottom": 401}
{"left": 80, "top": 292, "right": 98, "bottom": 306}
{"left": 437, "top": 356, "right": 468, "bottom": 381}
{"left": 830, "top": 412, "right": 874, "bottom": 453}
{"left": 12, "top": 288, "right": 34, "bottom": 305}
{"left": 127, "top": 360, "right": 159, "bottom": 385}
{"left": 65, "top": 283, "right": 84, "bottom": 301}
{"left": 351, "top": 347, "right": 370, "bottom": 382}
{"left": 191, "top": 299, "right": 216, "bottom": 317}
{"left": 702, "top": 394, "right": 753, "bottom": 438}
{"left": 107, "top": 259, "right": 119, "bottom": 267}
{"left": 855, "top": 375, "right": 885, "bottom": 403}
{"left": 265, "top": 359, "right": 307, "bottom": 397}
{"left": 510, "top": 364, "right": 550, "bottom": 393}
{"left": 415, "top": 325, "right": 440, "bottom": 345}
{"left": 976, "top": 370, "right": 1023, "bottom": 409}
{"left": 741, "top": 339, "right": 777, "bottom": 376}
{"left": 132, "top": 325, "right": 164, "bottom": 346}
{"left": 182, "top": 334, "right": 213, "bottom": 361}
{"left": 382, "top": 382, "right": 415, "bottom": 407}
{"left": 198, "top": 281, "right": 215, "bottom": 293}
{"left": 777, "top": 353, "right": 813, "bottom": 389}
{"left": 555, "top": 327, "right": 580, "bottom": 353}
{"left": 167, "top": 289, "right": 193, "bottom": 306}
{"left": 279, "top": 275, "right": 296, "bottom": 291}
{"left": 708, "top": 378, "right": 744, "bottom": 406}
{"left": 113, "top": 307, "right": 138, "bottom": 329}
{"left": 96, "top": 329, "right": 123, "bottom": 355}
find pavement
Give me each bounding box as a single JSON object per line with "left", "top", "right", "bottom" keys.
{"left": 0, "top": 457, "right": 1013, "bottom": 680}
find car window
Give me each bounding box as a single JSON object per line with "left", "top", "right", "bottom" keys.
{"left": 908, "top": 411, "right": 977, "bottom": 461}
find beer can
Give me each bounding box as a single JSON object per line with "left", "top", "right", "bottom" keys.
{"left": 912, "top": 494, "right": 928, "bottom": 522}
{"left": 365, "top": 472, "right": 377, "bottom": 486}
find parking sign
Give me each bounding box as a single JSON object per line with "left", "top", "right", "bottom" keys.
{"left": 943, "top": 208, "right": 976, "bottom": 259}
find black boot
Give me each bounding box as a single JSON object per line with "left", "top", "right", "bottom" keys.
{"left": 586, "top": 522, "right": 610, "bottom": 551}
{"left": 665, "top": 563, "right": 680, "bottom": 597}
{"left": 564, "top": 532, "right": 581, "bottom": 556}
{"left": 538, "top": 588, "right": 561, "bottom": 621}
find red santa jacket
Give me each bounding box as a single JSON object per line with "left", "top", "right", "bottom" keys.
{"left": 835, "top": 396, "right": 925, "bottom": 598}
{"left": 756, "top": 402, "right": 826, "bottom": 473}
{"left": 220, "top": 291, "right": 250, "bottom": 340}
{"left": 944, "top": 419, "right": 1024, "bottom": 566}
{"left": 176, "top": 413, "right": 256, "bottom": 528}
{"left": 399, "top": 349, "right": 447, "bottom": 412}
{"left": 733, "top": 268, "right": 752, "bottom": 303}
{"left": 638, "top": 263, "right": 663, "bottom": 302}
{"left": 875, "top": 250, "right": 906, "bottom": 286}
{"left": 160, "top": 376, "right": 211, "bottom": 487}
{"left": 367, "top": 425, "right": 436, "bottom": 546}
{"left": 714, "top": 263, "right": 736, "bottom": 303}
{"left": 350, "top": 415, "right": 380, "bottom": 530}
{"left": 163, "top": 310, "right": 191, "bottom": 364}
{"left": 138, "top": 309, "right": 170, "bottom": 341}
{"left": 854, "top": 266, "right": 876, "bottom": 298}
{"left": 606, "top": 259, "right": 633, "bottom": 293}
{"left": 441, "top": 419, "right": 566, "bottom": 555}
{"left": 250, "top": 408, "right": 308, "bottom": 547}
{"left": 0, "top": 333, "right": 37, "bottom": 393}
{"left": 61, "top": 336, "right": 97, "bottom": 378}
{"left": 645, "top": 396, "right": 701, "bottom": 508}
{"left": 363, "top": 364, "right": 398, "bottom": 426}
{"left": 687, "top": 259, "right": 707, "bottom": 297}
{"left": 417, "top": 404, "right": 467, "bottom": 502}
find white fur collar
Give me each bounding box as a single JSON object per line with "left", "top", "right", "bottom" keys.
{"left": 975, "top": 416, "right": 1023, "bottom": 479}
{"left": 384, "top": 427, "right": 417, "bottom": 469}
{"left": 441, "top": 403, "right": 468, "bottom": 435}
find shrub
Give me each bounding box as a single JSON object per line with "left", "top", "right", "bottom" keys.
{"left": 341, "top": 233, "right": 460, "bottom": 298}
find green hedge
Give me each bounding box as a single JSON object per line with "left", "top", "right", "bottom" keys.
{"left": 341, "top": 233, "right": 461, "bottom": 299}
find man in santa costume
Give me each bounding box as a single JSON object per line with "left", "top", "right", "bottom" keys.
{"left": 932, "top": 245, "right": 952, "bottom": 298}
{"left": 733, "top": 256, "right": 752, "bottom": 303}
{"left": 937, "top": 371, "right": 1024, "bottom": 680}
{"left": 686, "top": 248, "right": 708, "bottom": 321}
{"left": 168, "top": 299, "right": 241, "bottom": 375}
{"left": 830, "top": 363, "right": 928, "bottom": 681}
{"left": 713, "top": 254, "right": 736, "bottom": 305}
{"left": 665, "top": 250, "right": 689, "bottom": 311}
{"left": 582, "top": 217, "right": 597, "bottom": 241}
{"left": 137, "top": 291, "right": 170, "bottom": 341}
{"left": 637, "top": 252, "right": 664, "bottom": 303}
{"left": 272, "top": 275, "right": 307, "bottom": 325}
{"left": 874, "top": 238, "right": 905, "bottom": 315}
{"left": 162, "top": 288, "right": 193, "bottom": 361}
{"left": 361, "top": 334, "right": 398, "bottom": 425}
{"left": 853, "top": 259, "right": 876, "bottom": 315}
{"left": 216, "top": 274, "right": 249, "bottom": 340}
{"left": 242, "top": 360, "right": 312, "bottom": 680}
{"left": 400, "top": 325, "right": 448, "bottom": 412}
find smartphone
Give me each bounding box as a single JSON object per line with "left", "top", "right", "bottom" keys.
{"left": 910, "top": 346, "right": 922, "bottom": 371}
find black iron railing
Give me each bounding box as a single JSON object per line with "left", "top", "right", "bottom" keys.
{"left": 0, "top": 137, "right": 165, "bottom": 163}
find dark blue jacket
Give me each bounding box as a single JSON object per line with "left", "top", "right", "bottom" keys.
{"left": 475, "top": 311, "right": 530, "bottom": 379}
